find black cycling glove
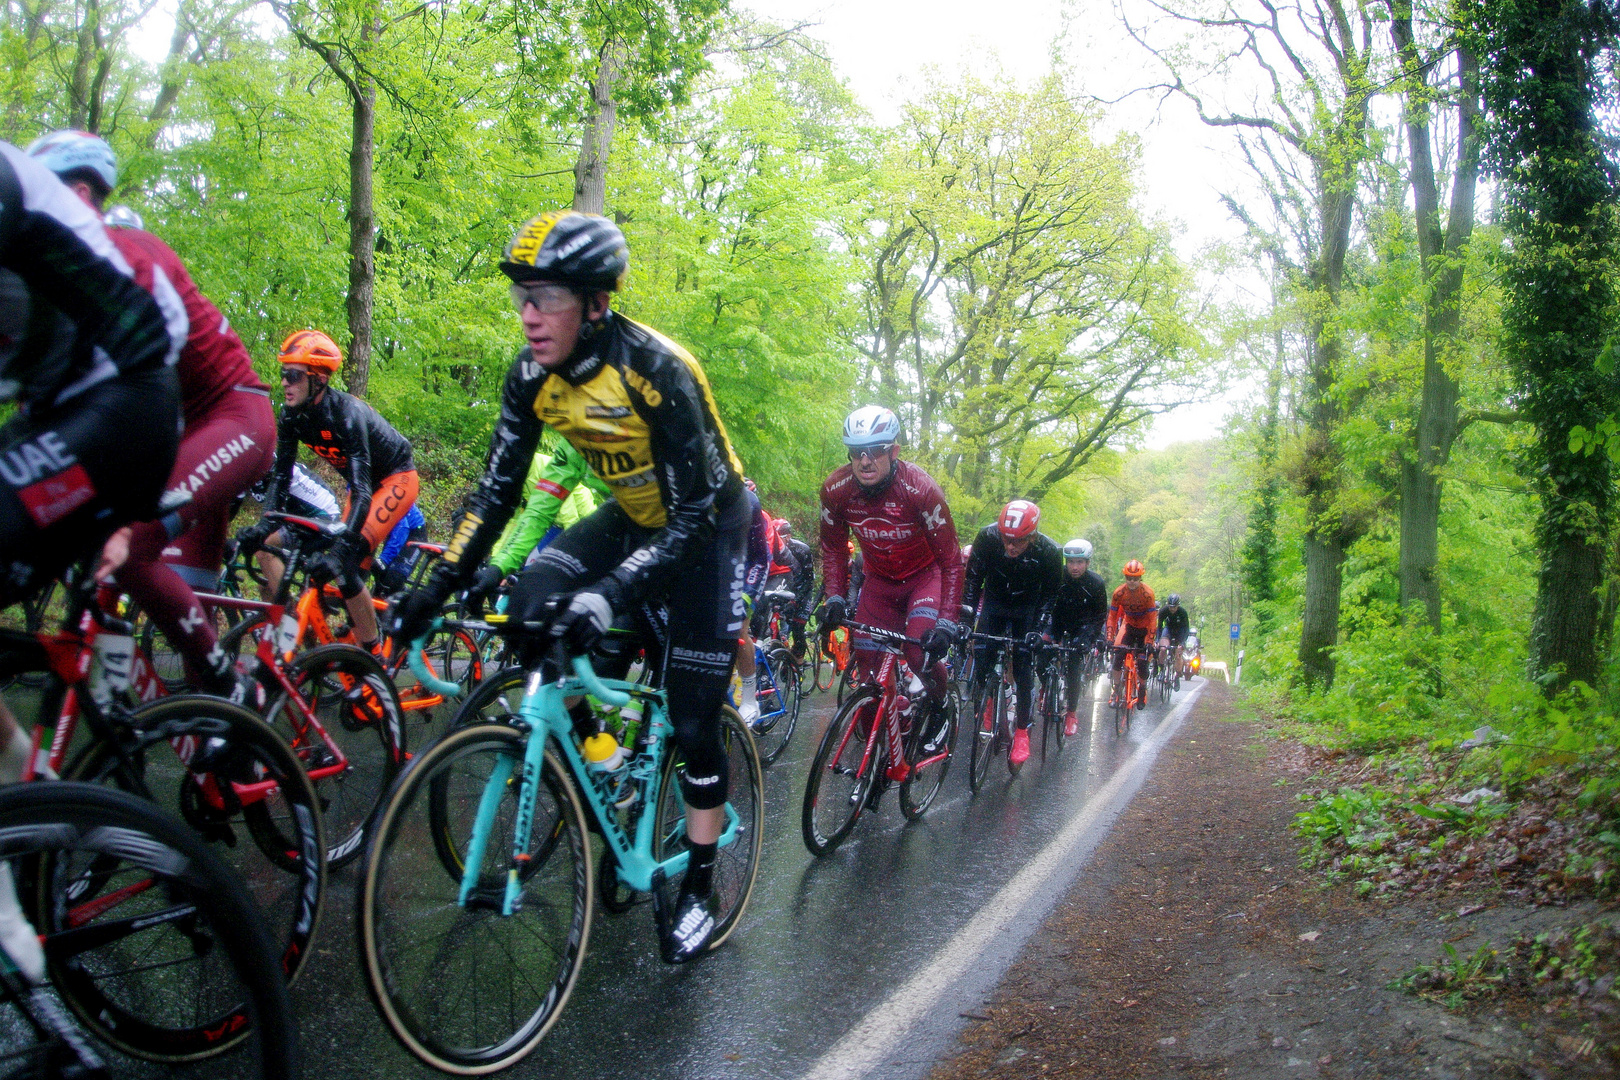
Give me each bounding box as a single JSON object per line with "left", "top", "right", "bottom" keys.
{"left": 235, "top": 520, "right": 275, "bottom": 558}
{"left": 462, "top": 564, "right": 506, "bottom": 618}
{"left": 390, "top": 572, "right": 455, "bottom": 651}
{"left": 546, "top": 588, "right": 615, "bottom": 654}
{"left": 921, "top": 621, "right": 956, "bottom": 657}
{"left": 817, "top": 596, "right": 847, "bottom": 632}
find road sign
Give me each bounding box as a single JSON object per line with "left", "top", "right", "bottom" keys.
{"left": 1229, "top": 623, "right": 1241, "bottom": 640}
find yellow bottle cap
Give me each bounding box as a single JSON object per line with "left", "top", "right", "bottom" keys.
{"left": 582, "top": 732, "right": 619, "bottom": 764}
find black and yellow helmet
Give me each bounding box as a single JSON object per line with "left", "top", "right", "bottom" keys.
{"left": 499, "top": 210, "right": 628, "bottom": 291}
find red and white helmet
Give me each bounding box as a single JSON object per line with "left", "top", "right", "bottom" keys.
{"left": 997, "top": 500, "right": 1040, "bottom": 540}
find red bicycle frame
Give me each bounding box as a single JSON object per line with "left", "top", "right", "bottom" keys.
{"left": 26, "top": 593, "right": 279, "bottom": 816}
{"left": 823, "top": 650, "right": 948, "bottom": 782}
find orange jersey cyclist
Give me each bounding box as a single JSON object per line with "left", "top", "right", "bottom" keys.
{"left": 389, "top": 210, "right": 749, "bottom": 965}
{"left": 1105, "top": 559, "right": 1157, "bottom": 709}
{"left": 817, "top": 405, "right": 964, "bottom": 779}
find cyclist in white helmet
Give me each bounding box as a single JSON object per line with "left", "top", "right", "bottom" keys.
{"left": 1049, "top": 538, "right": 1108, "bottom": 735}
{"left": 816, "top": 406, "right": 964, "bottom": 785}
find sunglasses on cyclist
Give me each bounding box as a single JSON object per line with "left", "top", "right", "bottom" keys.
{"left": 509, "top": 282, "right": 581, "bottom": 315}
{"left": 848, "top": 444, "right": 894, "bottom": 462}
{"left": 280, "top": 369, "right": 307, "bottom": 385}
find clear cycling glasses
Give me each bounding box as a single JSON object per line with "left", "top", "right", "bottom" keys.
{"left": 509, "top": 282, "right": 580, "bottom": 315}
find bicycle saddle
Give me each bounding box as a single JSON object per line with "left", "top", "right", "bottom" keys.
{"left": 763, "top": 589, "right": 797, "bottom": 604}
{"left": 263, "top": 510, "right": 348, "bottom": 539}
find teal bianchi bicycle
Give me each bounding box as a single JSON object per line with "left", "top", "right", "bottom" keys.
{"left": 357, "top": 615, "right": 764, "bottom": 1074}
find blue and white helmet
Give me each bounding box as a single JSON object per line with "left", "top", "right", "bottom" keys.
{"left": 26, "top": 130, "right": 118, "bottom": 192}
{"left": 842, "top": 405, "right": 901, "bottom": 449}
{"left": 1063, "top": 538, "right": 1093, "bottom": 560}
{"left": 103, "top": 205, "right": 144, "bottom": 230}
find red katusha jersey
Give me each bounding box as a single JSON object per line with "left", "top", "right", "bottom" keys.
{"left": 106, "top": 227, "right": 266, "bottom": 426}
{"left": 818, "top": 459, "right": 964, "bottom": 615}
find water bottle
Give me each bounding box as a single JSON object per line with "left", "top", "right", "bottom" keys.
{"left": 583, "top": 731, "right": 635, "bottom": 808}
{"left": 618, "top": 698, "right": 645, "bottom": 748}
{"left": 583, "top": 731, "right": 626, "bottom": 774}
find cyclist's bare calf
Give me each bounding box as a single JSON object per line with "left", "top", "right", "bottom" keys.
{"left": 257, "top": 530, "right": 381, "bottom": 647}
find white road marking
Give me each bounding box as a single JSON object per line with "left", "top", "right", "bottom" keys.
{"left": 800, "top": 681, "right": 1208, "bottom": 1080}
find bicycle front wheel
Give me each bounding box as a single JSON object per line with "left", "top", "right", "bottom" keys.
{"left": 752, "top": 645, "right": 803, "bottom": 766}
{"left": 265, "top": 643, "right": 406, "bottom": 867}
{"left": 1114, "top": 667, "right": 1133, "bottom": 736}
{"left": 1042, "top": 667, "right": 1065, "bottom": 759}
{"left": 968, "top": 681, "right": 997, "bottom": 793}
{"left": 899, "top": 684, "right": 958, "bottom": 820}
{"left": 359, "top": 723, "right": 592, "bottom": 1075}
{"left": 653, "top": 705, "right": 763, "bottom": 950}
{"left": 13, "top": 782, "right": 298, "bottom": 1069}
{"left": 62, "top": 695, "right": 326, "bottom": 993}
{"left": 802, "top": 686, "right": 881, "bottom": 855}
{"left": 834, "top": 661, "right": 855, "bottom": 707}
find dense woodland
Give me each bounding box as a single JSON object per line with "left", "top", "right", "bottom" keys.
{"left": 8, "top": 0, "right": 1620, "bottom": 782}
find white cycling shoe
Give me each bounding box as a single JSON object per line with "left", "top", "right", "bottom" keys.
{"left": 0, "top": 863, "right": 44, "bottom": 984}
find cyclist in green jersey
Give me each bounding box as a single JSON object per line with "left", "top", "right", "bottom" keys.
{"left": 463, "top": 427, "right": 610, "bottom": 608}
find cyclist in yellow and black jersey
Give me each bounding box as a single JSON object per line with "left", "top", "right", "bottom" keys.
{"left": 392, "top": 209, "right": 749, "bottom": 965}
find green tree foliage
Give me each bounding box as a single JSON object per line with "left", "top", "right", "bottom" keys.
{"left": 849, "top": 72, "right": 1205, "bottom": 526}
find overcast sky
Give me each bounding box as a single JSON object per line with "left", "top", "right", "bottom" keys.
{"left": 129, "top": 0, "right": 1256, "bottom": 447}
{"left": 745, "top": 0, "right": 1258, "bottom": 448}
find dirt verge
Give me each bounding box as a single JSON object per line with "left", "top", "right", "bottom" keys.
{"left": 927, "top": 680, "right": 1617, "bottom": 1079}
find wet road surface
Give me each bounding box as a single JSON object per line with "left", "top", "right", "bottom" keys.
{"left": 239, "top": 672, "right": 1208, "bottom": 1080}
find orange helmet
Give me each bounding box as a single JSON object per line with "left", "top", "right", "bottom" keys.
{"left": 1122, "top": 559, "right": 1145, "bottom": 579}
{"left": 278, "top": 330, "right": 343, "bottom": 375}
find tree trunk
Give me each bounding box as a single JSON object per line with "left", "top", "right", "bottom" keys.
{"left": 68, "top": 0, "right": 98, "bottom": 129}
{"left": 344, "top": 67, "right": 377, "bottom": 399}
{"left": 1532, "top": 533, "right": 1607, "bottom": 688}
{"left": 1301, "top": 535, "right": 1346, "bottom": 678}
{"left": 1393, "top": 8, "right": 1480, "bottom": 628}
{"left": 1599, "top": 526, "right": 1620, "bottom": 655}
{"left": 1297, "top": 180, "right": 1358, "bottom": 689}
{"left": 147, "top": 0, "right": 193, "bottom": 136}
{"left": 573, "top": 43, "right": 623, "bottom": 215}
{"left": 1243, "top": 279, "right": 1285, "bottom": 617}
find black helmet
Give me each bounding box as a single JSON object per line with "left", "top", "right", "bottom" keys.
{"left": 500, "top": 211, "right": 627, "bottom": 291}
{"left": 1167, "top": 594, "right": 1180, "bottom": 606}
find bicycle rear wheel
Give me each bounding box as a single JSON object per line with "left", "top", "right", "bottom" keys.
{"left": 359, "top": 723, "right": 591, "bottom": 1075}
{"left": 265, "top": 644, "right": 406, "bottom": 868}
{"left": 802, "top": 686, "right": 880, "bottom": 855}
{"left": 834, "top": 660, "right": 855, "bottom": 707}
{"left": 12, "top": 782, "right": 298, "bottom": 1070}
{"left": 62, "top": 695, "right": 326, "bottom": 990}
{"left": 899, "top": 684, "right": 958, "bottom": 820}
{"left": 653, "top": 705, "right": 763, "bottom": 949}
{"left": 751, "top": 645, "right": 802, "bottom": 766}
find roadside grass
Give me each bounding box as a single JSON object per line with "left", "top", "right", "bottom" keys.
{"left": 1394, "top": 919, "right": 1620, "bottom": 1037}
{"left": 1233, "top": 614, "right": 1620, "bottom": 903}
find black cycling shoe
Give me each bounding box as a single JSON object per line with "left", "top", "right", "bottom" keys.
{"left": 919, "top": 700, "right": 951, "bottom": 754}
{"left": 656, "top": 883, "right": 716, "bottom": 964}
